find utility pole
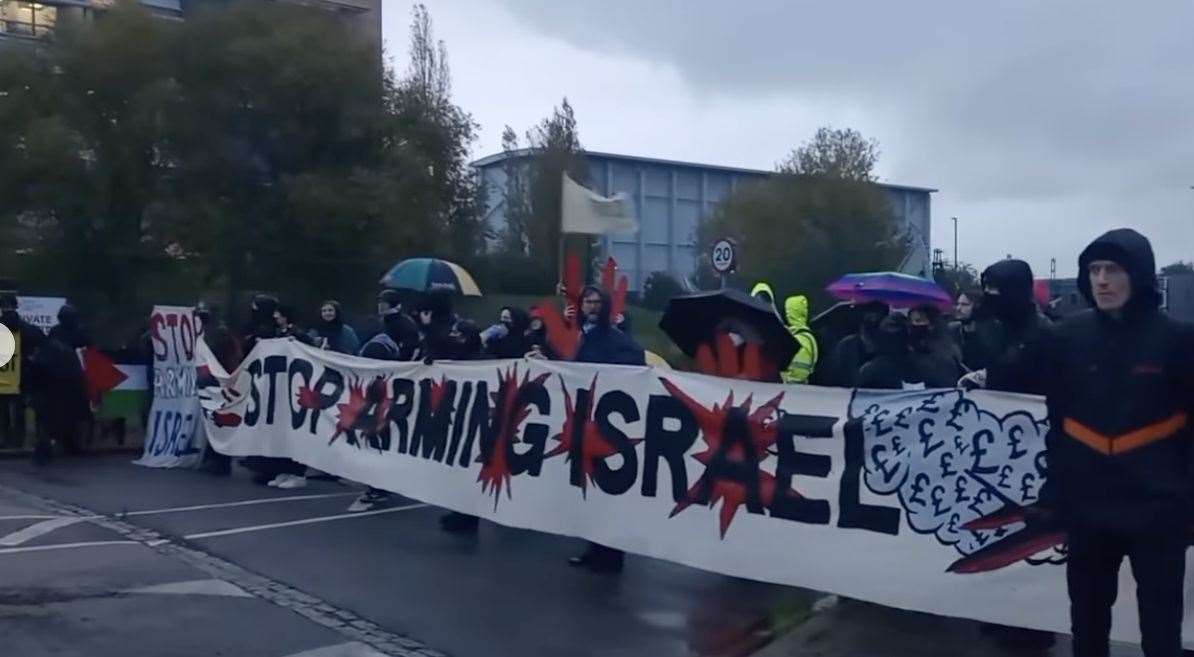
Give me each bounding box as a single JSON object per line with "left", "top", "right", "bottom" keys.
{"left": 952, "top": 216, "right": 958, "bottom": 271}
{"left": 1050, "top": 257, "right": 1057, "bottom": 280}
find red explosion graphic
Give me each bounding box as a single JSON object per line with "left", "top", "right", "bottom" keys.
{"left": 476, "top": 365, "right": 550, "bottom": 509}
{"left": 661, "top": 378, "right": 789, "bottom": 538}
{"left": 427, "top": 376, "right": 450, "bottom": 412}
{"left": 948, "top": 505, "right": 1067, "bottom": 574}
{"left": 545, "top": 375, "right": 642, "bottom": 497}
{"left": 319, "top": 376, "right": 390, "bottom": 447}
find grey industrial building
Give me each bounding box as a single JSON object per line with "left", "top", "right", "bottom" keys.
{"left": 474, "top": 149, "right": 937, "bottom": 292}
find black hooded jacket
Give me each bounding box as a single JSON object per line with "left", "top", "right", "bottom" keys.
{"left": 573, "top": 287, "right": 645, "bottom": 366}
{"left": 486, "top": 307, "right": 531, "bottom": 359}
{"left": 993, "top": 229, "right": 1194, "bottom": 532}
{"left": 972, "top": 259, "right": 1052, "bottom": 384}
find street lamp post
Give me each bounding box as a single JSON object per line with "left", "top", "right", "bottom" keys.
{"left": 951, "top": 217, "right": 958, "bottom": 272}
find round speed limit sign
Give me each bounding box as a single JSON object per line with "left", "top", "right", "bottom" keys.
{"left": 711, "top": 239, "right": 736, "bottom": 274}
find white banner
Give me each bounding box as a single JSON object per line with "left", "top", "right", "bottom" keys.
{"left": 198, "top": 338, "right": 1194, "bottom": 646}
{"left": 135, "top": 305, "right": 206, "bottom": 468}
{"left": 17, "top": 296, "right": 66, "bottom": 334}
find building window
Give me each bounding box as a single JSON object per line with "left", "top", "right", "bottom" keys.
{"left": 1, "top": 1, "right": 58, "bottom": 38}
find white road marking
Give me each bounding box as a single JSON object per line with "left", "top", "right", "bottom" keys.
{"left": 0, "top": 540, "right": 139, "bottom": 555}
{"left": 0, "top": 516, "right": 89, "bottom": 546}
{"left": 123, "top": 492, "right": 358, "bottom": 517}
{"left": 124, "top": 578, "right": 253, "bottom": 598}
{"left": 282, "top": 641, "right": 391, "bottom": 657}
{"left": 184, "top": 503, "right": 429, "bottom": 540}
{"left": 0, "top": 514, "right": 64, "bottom": 521}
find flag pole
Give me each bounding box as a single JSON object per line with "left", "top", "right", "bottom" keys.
{"left": 558, "top": 173, "right": 566, "bottom": 294}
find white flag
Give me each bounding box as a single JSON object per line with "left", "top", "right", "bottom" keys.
{"left": 560, "top": 174, "right": 639, "bottom": 235}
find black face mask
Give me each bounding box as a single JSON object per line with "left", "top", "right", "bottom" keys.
{"left": 908, "top": 324, "right": 930, "bottom": 345}
{"left": 982, "top": 292, "right": 1022, "bottom": 320}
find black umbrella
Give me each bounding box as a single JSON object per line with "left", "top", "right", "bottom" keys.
{"left": 659, "top": 289, "right": 799, "bottom": 370}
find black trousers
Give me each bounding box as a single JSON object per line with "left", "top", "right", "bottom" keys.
{"left": 1067, "top": 527, "right": 1186, "bottom": 657}
{"left": 0, "top": 394, "right": 25, "bottom": 446}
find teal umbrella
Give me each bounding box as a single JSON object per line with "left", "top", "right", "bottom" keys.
{"left": 379, "top": 258, "right": 482, "bottom": 296}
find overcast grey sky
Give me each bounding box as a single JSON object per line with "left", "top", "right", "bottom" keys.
{"left": 382, "top": 1, "right": 1194, "bottom": 277}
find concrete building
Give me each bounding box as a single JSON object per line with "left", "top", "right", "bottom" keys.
{"left": 474, "top": 149, "right": 936, "bottom": 291}
{"left": 1, "top": 1, "right": 381, "bottom": 55}
{"left": 1, "top": 1, "right": 183, "bottom": 42}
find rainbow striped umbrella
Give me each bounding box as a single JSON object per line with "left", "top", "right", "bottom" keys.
{"left": 379, "top": 258, "right": 482, "bottom": 296}
{"left": 826, "top": 272, "right": 952, "bottom": 310}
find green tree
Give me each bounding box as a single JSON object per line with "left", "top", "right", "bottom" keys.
{"left": 0, "top": 2, "right": 176, "bottom": 317}
{"left": 778, "top": 126, "right": 880, "bottom": 182}
{"left": 933, "top": 262, "right": 980, "bottom": 297}
{"left": 642, "top": 271, "right": 684, "bottom": 310}
{"left": 525, "top": 98, "right": 588, "bottom": 278}
{"left": 0, "top": 0, "right": 485, "bottom": 338}
{"left": 497, "top": 125, "right": 531, "bottom": 255}
{"left": 1160, "top": 261, "right": 1194, "bottom": 276}
{"left": 697, "top": 174, "right": 901, "bottom": 310}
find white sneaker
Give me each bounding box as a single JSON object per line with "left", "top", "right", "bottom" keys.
{"left": 275, "top": 475, "right": 307, "bottom": 489}
{"left": 347, "top": 488, "right": 391, "bottom": 512}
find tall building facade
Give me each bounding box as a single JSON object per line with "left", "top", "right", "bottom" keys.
{"left": 1, "top": 1, "right": 380, "bottom": 55}
{"left": 474, "top": 150, "right": 936, "bottom": 291}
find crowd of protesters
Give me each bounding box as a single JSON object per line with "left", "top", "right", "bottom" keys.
{"left": 5, "top": 227, "right": 1191, "bottom": 656}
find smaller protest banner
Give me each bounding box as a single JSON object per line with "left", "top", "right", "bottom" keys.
{"left": 133, "top": 305, "right": 206, "bottom": 468}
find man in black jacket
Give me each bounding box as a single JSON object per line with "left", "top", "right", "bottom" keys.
{"left": 963, "top": 260, "right": 1057, "bottom": 650}
{"left": 983, "top": 229, "right": 1194, "bottom": 657}
{"left": 971, "top": 259, "right": 1053, "bottom": 377}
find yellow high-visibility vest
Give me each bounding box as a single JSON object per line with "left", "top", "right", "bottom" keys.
{"left": 0, "top": 332, "right": 21, "bottom": 395}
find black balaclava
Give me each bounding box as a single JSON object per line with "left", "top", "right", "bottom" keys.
{"left": 980, "top": 260, "right": 1035, "bottom": 321}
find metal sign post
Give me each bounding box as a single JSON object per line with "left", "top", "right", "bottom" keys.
{"left": 711, "top": 238, "right": 737, "bottom": 289}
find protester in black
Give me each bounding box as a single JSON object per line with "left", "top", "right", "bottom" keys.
{"left": 196, "top": 303, "right": 242, "bottom": 476}
{"left": 907, "top": 304, "right": 964, "bottom": 385}
{"left": 482, "top": 306, "right": 531, "bottom": 359}
{"left": 414, "top": 293, "right": 456, "bottom": 362}
{"left": 440, "top": 319, "right": 485, "bottom": 534}
{"left": 32, "top": 304, "right": 90, "bottom": 461}
{"left": 0, "top": 293, "right": 43, "bottom": 449}
{"left": 981, "top": 229, "right": 1194, "bottom": 657}
{"left": 958, "top": 262, "right": 1058, "bottom": 650}
{"left": 244, "top": 295, "right": 279, "bottom": 353}
{"left": 311, "top": 300, "right": 360, "bottom": 355}
{"left": 274, "top": 305, "right": 314, "bottom": 346}
{"left": 824, "top": 302, "right": 889, "bottom": 387}
{"left": 857, "top": 314, "right": 917, "bottom": 389}
{"left": 564, "top": 285, "right": 645, "bottom": 573}
{"left": 240, "top": 295, "right": 306, "bottom": 485}
{"left": 349, "top": 291, "right": 421, "bottom": 512}
{"left": 949, "top": 287, "right": 987, "bottom": 370}
{"left": 968, "top": 260, "right": 1052, "bottom": 380}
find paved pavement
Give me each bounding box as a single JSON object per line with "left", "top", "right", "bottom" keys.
{"left": 0, "top": 453, "right": 817, "bottom": 657}
{"left": 2, "top": 453, "right": 1157, "bottom": 657}
{"left": 755, "top": 597, "right": 1145, "bottom": 657}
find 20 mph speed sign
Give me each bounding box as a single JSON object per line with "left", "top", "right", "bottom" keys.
{"left": 711, "top": 239, "right": 736, "bottom": 274}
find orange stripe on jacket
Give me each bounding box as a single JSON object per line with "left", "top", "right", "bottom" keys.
{"left": 1062, "top": 413, "right": 1188, "bottom": 456}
